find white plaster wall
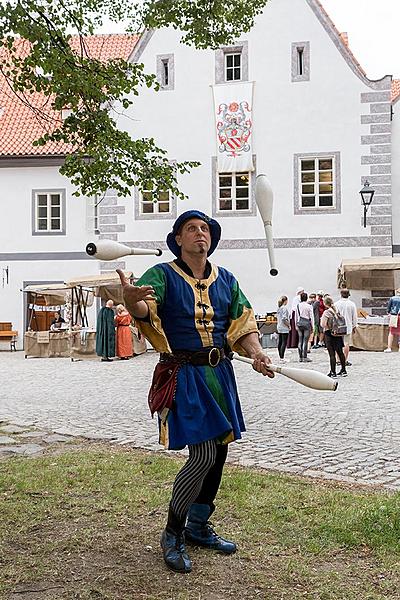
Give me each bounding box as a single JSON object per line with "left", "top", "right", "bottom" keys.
{"left": 0, "top": 166, "right": 100, "bottom": 338}
{"left": 0, "top": 166, "right": 94, "bottom": 251}
{"left": 118, "top": 0, "right": 379, "bottom": 243}
{"left": 392, "top": 99, "right": 400, "bottom": 246}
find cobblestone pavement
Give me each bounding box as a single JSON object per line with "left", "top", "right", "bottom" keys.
{"left": 0, "top": 347, "right": 399, "bottom": 489}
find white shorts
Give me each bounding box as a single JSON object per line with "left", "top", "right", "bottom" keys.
{"left": 343, "top": 333, "right": 353, "bottom": 346}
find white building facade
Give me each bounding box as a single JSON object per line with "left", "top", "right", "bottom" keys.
{"left": 0, "top": 0, "right": 399, "bottom": 342}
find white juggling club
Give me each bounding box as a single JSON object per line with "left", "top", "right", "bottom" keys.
{"left": 255, "top": 174, "right": 278, "bottom": 276}
{"left": 86, "top": 239, "right": 162, "bottom": 261}
{"left": 232, "top": 353, "right": 337, "bottom": 391}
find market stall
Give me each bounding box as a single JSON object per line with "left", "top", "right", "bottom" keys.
{"left": 22, "top": 272, "right": 147, "bottom": 359}
{"left": 338, "top": 257, "right": 400, "bottom": 352}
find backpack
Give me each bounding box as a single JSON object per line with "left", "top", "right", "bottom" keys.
{"left": 330, "top": 309, "right": 347, "bottom": 336}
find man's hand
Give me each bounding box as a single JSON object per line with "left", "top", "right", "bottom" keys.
{"left": 251, "top": 350, "right": 274, "bottom": 378}
{"left": 116, "top": 269, "right": 155, "bottom": 318}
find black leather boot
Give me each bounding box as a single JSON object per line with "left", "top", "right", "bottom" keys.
{"left": 160, "top": 506, "right": 192, "bottom": 573}
{"left": 185, "top": 503, "right": 237, "bottom": 554}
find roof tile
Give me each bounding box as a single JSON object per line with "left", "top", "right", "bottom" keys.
{"left": 0, "top": 34, "right": 138, "bottom": 157}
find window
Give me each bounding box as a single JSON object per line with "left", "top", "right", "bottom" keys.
{"left": 162, "top": 59, "right": 169, "bottom": 86}
{"left": 218, "top": 172, "right": 250, "bottom": 211}
{"left": 156, "top": 54, "right": 174, "bottom": 90}
{"left": 32, "top": 189, "right": 66, "bottom": 235}
{"left": 297, "top": 47, "right": 304, "bottom": 76}
{"left": 291, "top": 42, "right": 310, "bottom": 82}
{"left": 300, "top": 158, "right": 334, "bottom": 208}
{"left": 140, "top": 190, "right": 171, "bottom": 215}
{"left": 225, "top": 53, "right": 241, "bottom": 82}
{"left": 293, "top": 152, "right": 341, "bottom": 215}
{"left": 215, "top": 42, "right": 248, "bottom": 84}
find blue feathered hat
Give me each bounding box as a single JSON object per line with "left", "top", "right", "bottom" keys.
{"left": 166, "top": 210, "right": 221, "bottom": 257}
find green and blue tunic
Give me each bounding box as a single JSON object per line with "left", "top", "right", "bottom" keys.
{"left": 136, "top": 260, "right": 258, "bottom": 450}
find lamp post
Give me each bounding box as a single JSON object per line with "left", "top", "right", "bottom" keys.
{"left": 359, "top": 180, "right": 375, "bottom": 228}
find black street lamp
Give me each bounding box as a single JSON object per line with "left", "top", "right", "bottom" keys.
{"left": 359, "top": 180, "right": 375, "bottom": 228}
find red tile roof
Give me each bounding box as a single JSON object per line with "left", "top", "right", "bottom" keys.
{"left": 0, "top": 34, "right": 138, "bottom": 157}
{"left": 392, "top": 80, "right": 400, "bottom": 103}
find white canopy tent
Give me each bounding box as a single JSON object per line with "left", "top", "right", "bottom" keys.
{"left": 338, "top": 257, "right": 400, "bottom": 291}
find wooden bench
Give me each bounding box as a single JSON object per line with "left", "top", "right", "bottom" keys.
{"left": 0, "top": 322, "right": 18, "bottom": 351}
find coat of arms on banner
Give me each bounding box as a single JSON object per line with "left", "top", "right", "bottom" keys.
{"left": 216, "top": 101, "right": 252, "bottom": 157}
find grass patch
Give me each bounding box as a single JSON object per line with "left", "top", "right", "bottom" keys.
{"left": 1, "top": 445, "right": 400, "bottom": 599}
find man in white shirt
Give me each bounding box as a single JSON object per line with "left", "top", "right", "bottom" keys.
{"left": 335, "top": 289, "right": 357, "bottom": 365}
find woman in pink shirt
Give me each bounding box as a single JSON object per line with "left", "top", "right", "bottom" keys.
{"left": 295, "top": 292, "right": 314, "bottom": 362}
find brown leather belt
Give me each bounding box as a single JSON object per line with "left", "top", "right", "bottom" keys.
{"left": 160, "top": 347, "right": 225, "bottom": 368}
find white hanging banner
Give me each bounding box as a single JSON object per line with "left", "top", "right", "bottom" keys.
{"left": 213, "top": 82, "right": 254, "bottom": 173}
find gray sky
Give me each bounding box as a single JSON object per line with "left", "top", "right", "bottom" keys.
{"left": 321, "top": 0, "right": 399, "bottom": 79}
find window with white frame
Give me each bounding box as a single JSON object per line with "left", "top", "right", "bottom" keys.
{"left": 32, "top": 190, "right": 65, "bottom": 234}
{"left": 218, "top": 172, "right": 250, "bottom": 211}
{"left": 300, "top": 157, "right": 334, "bottom": 208}
{"left": 225, "top": 52, "right": 241, "bottom": 82}
{"left": 215, "top": 42, "right": 248, "bottom": 85}
{"left": 140, "top": 190, "right": 171, "bottom": 215}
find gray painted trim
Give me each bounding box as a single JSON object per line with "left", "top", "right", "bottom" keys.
{"left": 361, "top": 155, "right": 391, "bottom": 165}
{"left": 370, "top": 124, "right": 392, "bottom": 134}
{"left": 31, "top": 188, "right": 66, "bottom": 236}
{"left": 371, "top": 165, "right": 391, "bottom": 174}
{"left": 361, "top": 134, "right": 391, "bottom": 145}
{"left": 293, "top": 151, "right": 341, "bottom": 215}
{"left": 370, "top": 103, "right": 391, "bottom": 114}
{"left": 3, "top": 235, "right": 394, "bottom": 263}
{"left": 305, "top": 0, "right": 392, "bottom": 91}
{"left": 361, "top": 114, "right": 391, "bottom": 124}
{"left": 128, "top": 237, "right": 391, "bottom": 250}
{"left": 127, "top": 29, "right": 154, "bottom": 63}
{"left": 361, "top": 92, "right": 391, "bottom": 103}
{"left": 215, "top": 41, "right": 248, "bottom": 84}
{"left": 291, "top": 41, "right": 310, "bottom": 82}
{"left": 1, "top": 252, "right": 90, "bottom": 261}
{"left": 359, "top": 175, "right": 391, "bottom": 185}
{"left": 0, "top": 156, "right": 66, "bottom": 168}
{"left": 211, "top": 155, "right": 257, "bottom": 217}
{"left": 134, "top": 186, "right": 177, "bottom": 221}
{"left": 156, "top": 53, "right": 175, "bottom": 90}
{"left": 372, "top": 247, "right": 393, "bottom": 256}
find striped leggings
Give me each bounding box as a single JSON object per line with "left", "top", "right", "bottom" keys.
{"left": 170, "top": 439, "right": 228, "bottom": 520}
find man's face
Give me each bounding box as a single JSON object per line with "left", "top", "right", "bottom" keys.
{"left": 175, "top": 218, "right": 211, "bottom": 256}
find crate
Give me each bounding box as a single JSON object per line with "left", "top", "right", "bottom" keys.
{"left": 261, "top": 333, "right": 278, "bottom": 349}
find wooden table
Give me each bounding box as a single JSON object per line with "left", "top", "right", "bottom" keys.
{"left": 0, "top": 330, "right": 18, "bottom": 351}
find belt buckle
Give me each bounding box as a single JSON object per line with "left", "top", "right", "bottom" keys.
{"left": 208, "top": 347, "right": 221, "bottom": 367}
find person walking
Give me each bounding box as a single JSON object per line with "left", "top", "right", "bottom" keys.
{"left": 117, "top": 210, "right": 273, "bottom": 574}
{"left": 288, "top": 286, "right": 304, "bottom": 348}
{"left": 321, "top": 296, "right": 347, "bottom": 378}
{"left": 308, "top": 293, "right": 320, "bottom": 351}
{"left": 294, "top": 292, "right": 314, "bottom": 362}
{"left": 95, "top": 299, "right": 115, "bottom": 362}
{"left": 276, "top": 295, "right": 290, "bottom": 363}
{"left": 115, "top": 304, "right": 133, "bottom": 360}
{"left": 335, "top": 289, "right": 357, "bottom": 365}
{"left": 384, "top": 287, "right": 400, "bottom": 352}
